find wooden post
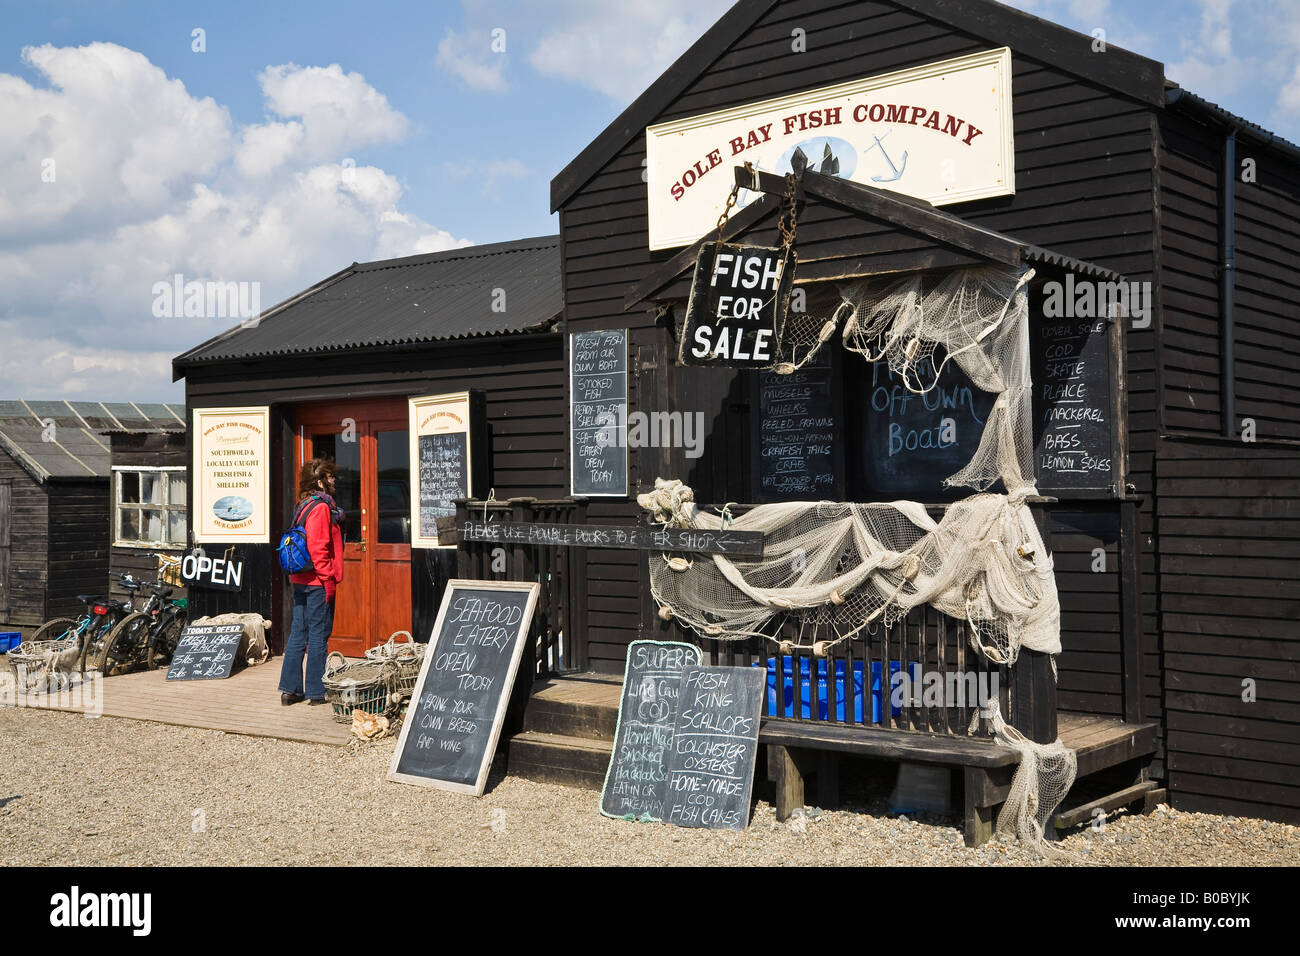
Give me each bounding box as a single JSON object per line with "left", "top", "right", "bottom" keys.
{"left": 768, "top": 744, "right": 805, "bottom": 821}
{"left": 1012, "top": 504, "right": 1058, "bottom": 743}
{"left": 1118, "top": 496, "right": 1145, "bottom": 724}
{"left": 963, "top": 767, "right": 995, "bottom": 847}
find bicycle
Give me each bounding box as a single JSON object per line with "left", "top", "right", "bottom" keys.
{"left": 95, "top": 568, "right": 188, "bottom": 676}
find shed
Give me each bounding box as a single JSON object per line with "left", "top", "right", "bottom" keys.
{"left": 0, "top": 400, "right": 185, "bottom": 628}
{"left": 171, "top": 236, "right": 566, "bottom": 658}
{"left": 508, "top": 0, "right": 1299, "bottom": 827}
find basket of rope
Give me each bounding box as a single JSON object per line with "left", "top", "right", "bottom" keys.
{"left": 363, "top": 630, "right": 425, "bottom": 698}
{"left": 321, "top": 651, "right": 398, "bottom": 724}
{"left": 6, "top": 637, "right": 79, "bottom": 694}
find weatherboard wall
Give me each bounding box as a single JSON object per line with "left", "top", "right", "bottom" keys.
{"left": 0, "top": 452, "right": 48, "bottom": 627}
{"left": 558, "top": 0, "right": 1159, "bottom": 677}
{"left": 181, "top": 336, "right": 566, "bottom": 651}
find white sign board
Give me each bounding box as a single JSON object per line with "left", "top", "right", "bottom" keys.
{"left": 409, "top": 391, "right": 473, "bottom": 549}
{"left": 646, "top": 47, "right": 1015, "bottom": 250}
{"left": 192, "top": 406, "right": 270, "bottom": 543}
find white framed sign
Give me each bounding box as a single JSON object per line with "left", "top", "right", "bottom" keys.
{"left": 646, "top": 47, "right": 1015, "bottom": 250}
{"left": 409, "top": 391, "right": 473, "bottom": 549}
{"left": 192, "top": 406, "right": 270, "bottom": 543}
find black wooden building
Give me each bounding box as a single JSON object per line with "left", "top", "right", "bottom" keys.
{"left": 0, "top": 400, "right": 185, "bottom": 629}
{"left": 526, "top": 0, "right": 1298, "bottom": 825}
{"left": 171, "top": 236, "right": 566, "bottom": 657}
{"left": 170, "top": 0, "right": 1297, "bottom": 831}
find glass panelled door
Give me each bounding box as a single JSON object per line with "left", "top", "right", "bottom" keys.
{"left": 294, "top": 400, "right": 411, "bottom": 657}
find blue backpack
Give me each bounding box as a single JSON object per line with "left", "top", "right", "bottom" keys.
{"left": 277, "top": 497, "right": 324, "bottom": 574}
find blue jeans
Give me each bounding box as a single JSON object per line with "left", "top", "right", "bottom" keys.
{"left": 279, "top": 584, "right": 334, "bottom": 699}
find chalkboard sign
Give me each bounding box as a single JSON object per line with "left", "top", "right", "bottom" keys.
{"left": 859, "top": 353, "right": 997, "bottom": 499}
{"left": 165, "top": 623, "right": 245, "bottom": 681}
{"left": 388, "top": 580, "right": 539, "bottom": 794}
{"left": 1030, "top": 315, "right": 1118, "bottom": 495}
{"left": 570, "top": 329, "right": 628, "bottom": 497}
{"left": 662, "top": 665, "right": 765, "bottom": 830}
{"left": 418, "top": 431, "right": 468, "bottom": 537}
{"left": 600, "top": 641, "right": 703, "bottom": 821}
{"left": 755, "top": 348, "right": 842, "bottom": 501}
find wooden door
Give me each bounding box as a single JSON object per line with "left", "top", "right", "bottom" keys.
{"left": 293, "top": 400, "right": 412, "bottom": 657}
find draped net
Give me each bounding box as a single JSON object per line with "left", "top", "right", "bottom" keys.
{"left": 648, "top": 265, "right": 1077, "bottom": 853}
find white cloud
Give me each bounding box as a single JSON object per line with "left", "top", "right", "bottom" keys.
{"left": 442, "top": 158, "right": 531, "bottom": 201}
{"left": 0, "top": 43, "right": 469, "bottom": 400}
{"left": 435, "top": 29, "right": 508, "bottom": 92}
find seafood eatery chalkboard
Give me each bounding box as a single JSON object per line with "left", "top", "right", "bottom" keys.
{"left": 600, "top": 640, "right": 703, "bottom": 821}
{"left": 755, "top": 348, "right": 842, "bottom": 501}
{"left": 662, "top": 665, "right": 766, "bottom": 830}
{"left": 388, "top": 580, "right": 539, "bottom": 795}
{"left": 570, "top": 329, "right": 628, "bottom": 497}
{"left": 166, "top": 623, "right": 245, "bottom": 681}
{"left": 1030, "top": 314, "right": 1119, "bottom": 496}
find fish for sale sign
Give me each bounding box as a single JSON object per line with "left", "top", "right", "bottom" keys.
{"left": 679, "top": 243, "right": 794, "bottom": 369}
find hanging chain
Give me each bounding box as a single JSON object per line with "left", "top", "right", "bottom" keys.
{"left": 714, "top": 161, "right": 755, "bottom": 248}
{"left": 776, "top": 171, "right": 799, "bottom": 255}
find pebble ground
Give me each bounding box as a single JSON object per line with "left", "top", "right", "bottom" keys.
{"left": 3, "top": 708, "right": 1296, "bottom": 866}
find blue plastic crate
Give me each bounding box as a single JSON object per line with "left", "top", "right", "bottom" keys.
{"left": 0, "top": 632, "right": 22, "bottom": 654}
{"left": 759, "top": 657, "right": 920, "bottom": 724}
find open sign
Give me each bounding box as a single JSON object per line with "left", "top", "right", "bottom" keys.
{"left": 180, "top": 549, "right": 245, "bottom": 591}
{"left": 680, "top": 243, "right": 794, "bottom": 368}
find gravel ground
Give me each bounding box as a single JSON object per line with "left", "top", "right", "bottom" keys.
{"left": 1, "top": 707, "right": 1295, "bottom": 867}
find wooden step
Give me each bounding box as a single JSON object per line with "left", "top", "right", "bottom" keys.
{"left": 508, "top": 730, "right": 614, "bottom": 791}
{"left": 522, "top": 675, "right": 621, "bottom": 740}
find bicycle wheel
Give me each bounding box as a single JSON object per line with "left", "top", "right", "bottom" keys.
{"left": 146, "top": 615, "right": 186, "bottom": 670}
{"left": 29, "top": 617, "right": 78, "bottom": 644}
{"left": 96, "top": 612, "right": 150, "bottom": 676}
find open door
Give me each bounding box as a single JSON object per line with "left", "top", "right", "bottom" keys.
{"left": 293, "top": 399, "right": 412, "bottom": 657}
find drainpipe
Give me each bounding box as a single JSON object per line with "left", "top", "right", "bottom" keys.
{"left": 1221, "top": 129, "right": 1236, "bottom": 438}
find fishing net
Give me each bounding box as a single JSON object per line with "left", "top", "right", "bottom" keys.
{"left": 646, "top": 265, "right": 1076, "bottom": 853}
{"left": 771, "top": 266, "right": 1037, "bottom": 494}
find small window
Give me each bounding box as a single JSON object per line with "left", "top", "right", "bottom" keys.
{"left": 115, "top": 469, "right": 187, "bottom": 547}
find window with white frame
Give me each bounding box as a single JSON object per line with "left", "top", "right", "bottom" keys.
{"left": 114, "top": 467, "right": 187, "bottom": 547}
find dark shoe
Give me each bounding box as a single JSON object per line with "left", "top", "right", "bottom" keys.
{"left": 281, "top": 693, "right": 305, "bottom": 706}
{"left": 307, "top": 698, "right": 328, "bottom": 706}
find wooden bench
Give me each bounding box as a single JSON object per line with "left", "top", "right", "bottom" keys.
{"left": 760, "top": 713, "right": 1159, "bottom": 846}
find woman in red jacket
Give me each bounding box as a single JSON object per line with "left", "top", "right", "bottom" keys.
{"left": 279, "top": 457, "right": 345, "bottom": 705}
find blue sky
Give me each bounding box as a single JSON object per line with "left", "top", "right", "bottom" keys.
{"left": 2, "top": 0, "right": 1297, "bottom": 401}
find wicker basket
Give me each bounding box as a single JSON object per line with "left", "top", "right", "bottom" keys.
{"left": 321, "top": 651, "right": 397, "bottom": 724}
{"left": 6, "top": 638, "right": 77, "bottom": 694}
{"left": 157, "top": 553, "right": 184, "bottom": 588}
{"left": 364, "top": 631, "right": 425, "bottom": 698}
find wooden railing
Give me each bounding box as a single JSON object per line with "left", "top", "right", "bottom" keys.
{"left": 453, "top": 497, "right": 587, "bottom": 678}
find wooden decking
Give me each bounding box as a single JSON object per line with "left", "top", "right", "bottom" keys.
{"left": 11, "top": 661, "right": 352, "bottom": 746}
{"left": 508, "top": 673, "right": 1161, "bottom": 844}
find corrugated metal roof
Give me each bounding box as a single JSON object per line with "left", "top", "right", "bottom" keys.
{"left": 174, "top": 236, "right": 562, "bottom": 369}
{"left": 0, "top": 400, "right": 185, "bottom": 483}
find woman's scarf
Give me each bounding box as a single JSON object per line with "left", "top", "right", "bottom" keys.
{"left": 300, "top": 491, "right": 345, "bottom": 526}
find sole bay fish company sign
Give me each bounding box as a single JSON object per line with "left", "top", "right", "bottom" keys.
{"left": 645, "top": 47, "right": 1014, "bottom": 250}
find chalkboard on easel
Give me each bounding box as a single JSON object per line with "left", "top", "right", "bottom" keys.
{"left": 388, "top": 580, "right": 539, "bottom": 795}
{"left": 754, "top": 348, "right": 843, "bottom": 502}
{"left": 1030, "top": 315, "right": 1118, "bottom": 496}
{"left": 599, "top": 640, "right": 703, "bottom": 822}
{"left": 662, "top": 665, "right": 765, "bottom": 830}
{"left": 166, "top": 623, "right": 245, "bottom": 681}
{"left": 858, "top": 353, "right": 997, "bottom": 500}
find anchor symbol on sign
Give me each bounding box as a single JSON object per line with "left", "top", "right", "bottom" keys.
{"left": 866, "top": 132, "right": 908, "bottom": 183}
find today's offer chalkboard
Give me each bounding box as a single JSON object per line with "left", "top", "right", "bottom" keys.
{"left": 662, "top": 665, "right": 766, "bottom": 830}
{"left": 388, "top": 580, "right": 539, "bottom": 795}
{"left": 599, "top": 640, "right": 703, "bottom": 822}
{"left": 166, "top": 623, "right": 245, "bottom": 681}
